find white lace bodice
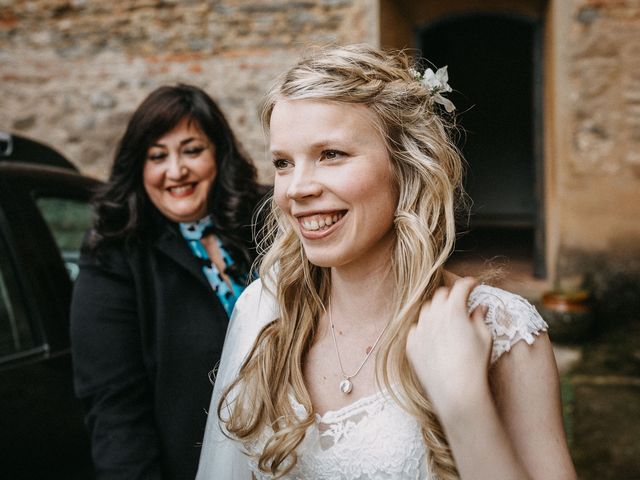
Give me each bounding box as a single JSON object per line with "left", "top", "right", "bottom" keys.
{"left": 248, "top": 388, "right": 427, "bottom": 479}
{"left": 197, "top": 281, "right": 548, "bottom": 480}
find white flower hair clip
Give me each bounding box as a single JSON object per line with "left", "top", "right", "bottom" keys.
{"left": 409, "top": 66, "right": 456, "bottom": 113}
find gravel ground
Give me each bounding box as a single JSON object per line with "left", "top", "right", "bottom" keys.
{"left": 560, "top": 320, "right": 640, "bottom": 479}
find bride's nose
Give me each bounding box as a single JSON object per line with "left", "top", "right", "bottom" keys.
{"left": 286, "top": 164, "right": 322, "bottom": 200}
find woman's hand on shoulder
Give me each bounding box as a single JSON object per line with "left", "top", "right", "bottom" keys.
{"left": 406, "top": 277, "right": 492, "bottom": 419}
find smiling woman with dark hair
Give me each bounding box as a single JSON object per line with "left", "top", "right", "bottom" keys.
{"left": 70, "top": 84, "right": 266, "bottom": 479}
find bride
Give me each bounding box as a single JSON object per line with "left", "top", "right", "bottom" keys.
{"left": 197, "top": 44, "right": 576, "bottom": 479}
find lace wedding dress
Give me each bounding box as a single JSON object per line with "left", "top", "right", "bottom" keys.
{"left": 196, "top": 279, "right": 548, "bottom": 479}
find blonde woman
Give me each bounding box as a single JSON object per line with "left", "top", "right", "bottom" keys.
{"left": 197, "top": 45, "right": 576, "bottom": 479}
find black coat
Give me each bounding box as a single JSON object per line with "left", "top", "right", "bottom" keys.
{"left": 70, "top": 217, "right": 231, "bottom": 480}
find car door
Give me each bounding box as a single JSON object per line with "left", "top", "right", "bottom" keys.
{"left": 0, "top": 164, "right": 98, "bottom": 479}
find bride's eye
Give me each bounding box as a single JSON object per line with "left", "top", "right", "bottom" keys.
{"left": 272, "top": 158, "right": 291, "bottom": 170}
{"left": 321, "top": 150, "right": 346, "bottom": 161}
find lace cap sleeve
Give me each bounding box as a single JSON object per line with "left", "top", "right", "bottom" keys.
{"left": 468, "top": 285, "right": 548, "bottom": 364}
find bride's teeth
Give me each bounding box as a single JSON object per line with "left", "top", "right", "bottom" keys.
{"left": 300, "top": 212, "right": 344, "bottom": 231}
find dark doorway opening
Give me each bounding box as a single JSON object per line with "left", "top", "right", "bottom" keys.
{"left": 418, "top": 13, "right": 545, "bottom": 278}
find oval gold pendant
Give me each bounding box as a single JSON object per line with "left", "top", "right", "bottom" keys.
{"left": 340, "top": 379, "right": 353, "bottom": 394}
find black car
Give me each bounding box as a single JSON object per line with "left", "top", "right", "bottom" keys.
{"left": 0, "top": 131, "right": 97, "bottom": 479}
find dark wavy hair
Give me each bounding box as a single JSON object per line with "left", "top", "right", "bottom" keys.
{"left": 90, "top": 84, "right": 266, "bottom": 277}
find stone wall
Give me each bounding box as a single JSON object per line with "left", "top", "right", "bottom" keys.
{"left": 553, "top": 0, "right": 640, "bottom": 284}
{"left": 0, "top": 0, "right": 378, "bottom": 181}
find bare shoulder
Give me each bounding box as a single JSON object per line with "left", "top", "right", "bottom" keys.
{"left": 442, "top": 269, "right": 462, "bottom": 287}
{"left": 476, "top": 287, "right": 576, "bottom": 478}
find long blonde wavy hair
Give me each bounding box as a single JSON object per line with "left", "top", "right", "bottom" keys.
{"left": 219, "top": 44, "right": 466, "bottom": 479}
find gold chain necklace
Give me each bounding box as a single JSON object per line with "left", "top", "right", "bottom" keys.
{"left": 328, "top": 300, "right": 390, "bottom": 395}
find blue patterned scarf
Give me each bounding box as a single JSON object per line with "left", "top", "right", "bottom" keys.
{"left": 179, "top": 216, "right": 246, "bottom": 317}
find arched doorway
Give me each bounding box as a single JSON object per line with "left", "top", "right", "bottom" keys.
{"left": 418, "top": 13, "right": 545, "bottom": 278}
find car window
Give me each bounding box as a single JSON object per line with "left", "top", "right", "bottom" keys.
{"left": 34, "top": 197, "right": 93, "bottom": 281}
{"left": 0, "top": 235, "right": 34, "bottom": 357}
